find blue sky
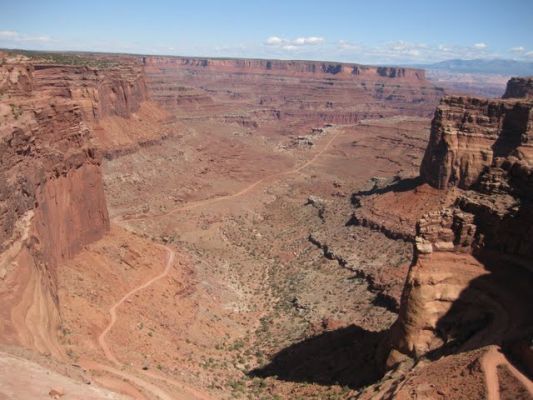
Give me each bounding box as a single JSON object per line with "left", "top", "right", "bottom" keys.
{"left": 1, "top": 0, "right": 532, "bottom": 64}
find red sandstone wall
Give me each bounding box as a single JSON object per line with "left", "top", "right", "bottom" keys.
{"left": 502, "top": 76, "right": 533, "bottom": 99}
{"left": 142, "top": 56, "right": 426, "bottom": 81}
{"left": 31, "top": 63, "right": 149, "bottom": 121}
{"left": 0, "top": 53, "right": 158, "bottom": 355}
{"left": 388, "top": 77, "right": 533, "bottom": 368}
{"left": 420, "top": 94, "right": 533, "bottom": 189}
{"left": 33, "top": 163, "right": 110, "bottom": 265}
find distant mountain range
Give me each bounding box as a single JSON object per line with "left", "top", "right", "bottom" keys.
{"left": 412, "top": 59, "right": 533, "bottom": 76}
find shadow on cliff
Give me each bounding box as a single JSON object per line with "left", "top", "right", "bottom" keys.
{"left": 249, "top": 325, "right": 386, "bottom": 388}
{"left": 492, "top": 104, "right": 529, "bottom": 158}
{"left": 351, "top": 176, "right": 423, "bottom": 207}
{"left": 427, "top": 250, "right": 533, "bottom": 377}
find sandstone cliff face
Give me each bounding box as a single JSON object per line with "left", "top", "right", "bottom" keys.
{"left": 0, "top": 53, "right": 158, "bottom": 354}
{"left": 0, "top": 57, "right": 126, "bottom": 262}
{"left": 27, "top": 58, "right": 173, "bottom": 157}
{"left": 0, "top": 59, "right": 33, "bottom": 96}
{"left": 143, "top": 56, "right": 444, "bottom": 125}
{"left": 143, "top": 56, "right": 427, "bottom": 81}
{"left": 420, "top": 88, "right": 533, "bottom": 189}
{"left": 31, "top": 63, "right": 148, "bottom": 120}
{"left": 502, "top": 76, "right": 533, "bottom": 99}
{"left": 388, "top": 78, "right": 533, "bottom": 370}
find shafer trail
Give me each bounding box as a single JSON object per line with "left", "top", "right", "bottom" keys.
{"left": 97, "top": 246, "right": 175, "bottom": 367}
{"left": 87, "top": 245, "right": 212, "bottom": 400}
{"left": 481, "top": 345, "right": 533, "bottom": 400}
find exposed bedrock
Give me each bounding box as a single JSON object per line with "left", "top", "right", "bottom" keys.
{"left": 142, "top": 56, "right": 445, "bottom": 120}
{"left": 387, "top": 78, "right": 533, "bottom": 373}
{"left": 31, "top": 62, "right": 148, "bottom": 120}
{"left": 0, "top": 89, "right": 109, "bottom": 263}
{"left": 420, "top": 93, "right": 533, "bottom": 190}
{"left": 31, "top": 61, "right": 173, "bottom": 157}
{"left": 0, "top": 54, "right": 163, "bottom": 354}
{"left": 143, "top": 56, "right": 427, "bottom": 81}
{"left": 502, "top": 76, "right": 533, "bottom": 99}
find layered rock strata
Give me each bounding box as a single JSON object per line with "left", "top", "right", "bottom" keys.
{"left": 420, "top": 94, "right": 533, "bottom": 189}
{"left": 143, "top": 56, "right": 428, "bottom": 81}
{"left": 0, "top": 52, "right": 165, "bottom": 355}
{"left": 388, "top": 78, "right": 533, "bottom": 372}
{"left": 143, "top": 56, "right": 445, "bottom": 122}
{"left": 502, "top": 76, "right": 533, "bottom": 99}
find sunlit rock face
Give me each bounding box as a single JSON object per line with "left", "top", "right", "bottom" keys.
{"left": 420, "top": 79, "right": 533, "bottom": 190}
{"left": 389, "top": 77, "right": 533, "bottom": 370}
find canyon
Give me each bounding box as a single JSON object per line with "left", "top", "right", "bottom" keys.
{"left": 0, "top": 49, "right": 531, "bottom": 400}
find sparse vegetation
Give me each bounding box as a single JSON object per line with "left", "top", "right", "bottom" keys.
{"left": 6, "top": 49, "right": 119, "bottom": 68}
{"left": 9, "top": 103, "right": 22, "bottom": 119}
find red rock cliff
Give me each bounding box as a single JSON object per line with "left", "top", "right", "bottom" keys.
{"left": 31, "top": 63, "right": 148, "bottom": 119}
{"left": 143, "top": 56, "right": 427, "bottom": 81}
{"left": 143, "top": 55, "right": 443, "bottom": 122}
{"left": 387, "top": 78, "right": 533, "bottom": 375}
{"left": 420, "top": 78, "right": 533, "bottom": 189}
{"left": 0, "top": 53, "right": 159, "bottom": 355}
{"left": 502, "top": 76, "right": 533, "bottom": 99}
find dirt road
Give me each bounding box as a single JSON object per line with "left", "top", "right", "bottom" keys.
{"left": 122, "top": 126, "right": 343, "bottom": 221}
{"left": 98, "top": 246, "right": 175, "bottom": 366}
{"left": 481, "top": 345, "right": 533, "bottom": 400}
{"left": 87, "top": 244, "right": 212, "bottom": 400}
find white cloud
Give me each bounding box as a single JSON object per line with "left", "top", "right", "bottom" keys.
{"left": 0, "top": 30, "right": 19, "bottom": 38}
{"left": 264, "top": 35, "right": 325, "bottom": 51}
{"left": 1, "top": 28, "right": 529, "bottom": 65}
{"left": 338, "top": 40, "right": 361, "bottom": 51}
{"left": 333, "top": 40, "right": 504, "bottom": 64}
{"left": 0, "top": 29, "right": 52, "bottom": 44}
{"left": 265, "top": 36, "right": 283, "bottom": 45}
{"left": 282, "top": 45, "right": 297, "bottom": 51}
{"left": 294, "top": 36, "right": 324, "bottom": 45}
{"left": 388, "top": 41, "right": 427, "bottom": 52}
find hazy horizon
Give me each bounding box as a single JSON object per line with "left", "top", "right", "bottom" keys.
{"left": 2, "top": 0, "right": 533, "bottom": 65}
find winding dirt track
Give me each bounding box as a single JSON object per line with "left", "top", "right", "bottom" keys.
{"left": 90, "top": 129, "right": 344, "bottom": 398}
{"left": 481, "top": 345, "right": 533, "bottom": 400}
{"left": 88, "top": 245, "right": 212, "bottom": 400}
{"left": 98, "top": 246, "right": 175, "bottom": 367}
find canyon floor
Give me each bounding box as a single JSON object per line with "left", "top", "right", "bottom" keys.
{"left": 54, "top": 114, "right": 427, "bottom": 399}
